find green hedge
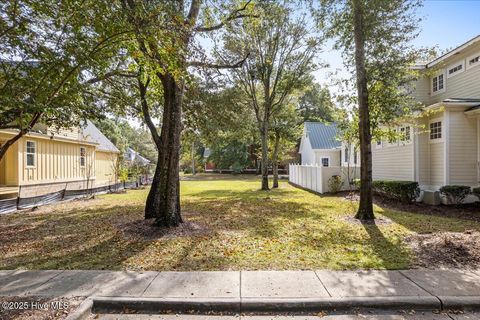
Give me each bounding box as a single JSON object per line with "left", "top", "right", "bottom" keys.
{"left": 440, "top": 185, "right": 471, "bottom": 205}
{"left": 372, "top": 180, "right": 419, "bottom": 203}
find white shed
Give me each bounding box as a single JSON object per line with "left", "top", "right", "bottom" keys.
{"left": 298, "top": 122, "right": 341, "bottom": 167}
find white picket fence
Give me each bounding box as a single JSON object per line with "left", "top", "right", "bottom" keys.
{"left": 289, "top": 164, "right": 358, "bottom": 194}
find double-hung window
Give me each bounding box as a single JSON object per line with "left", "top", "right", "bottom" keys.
{"left": 430, "top": 121, "right": 442, "bottom": 140}
{"left": 400, "top": 126, "right": 411, "bottom": 142}
{"left": 80, "top": 147, "right": 86, "bottom": 167}
{"left": 432, "top": 72, "right": 445, "bottom": 94}
{"left": 26, "top": 141, "right": 36, "bottom": 167}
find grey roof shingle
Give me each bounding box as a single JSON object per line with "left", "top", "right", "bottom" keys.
{"left": 124, "top": 147, "right": 151, "bottom": 165}
{"left": 81, "top": 120, "right": 119, "bottom": 153}
{"left": 304, "top": 122, "right": 341, "bottom": 150}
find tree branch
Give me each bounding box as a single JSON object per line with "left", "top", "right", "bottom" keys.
{"left": 188, "top": 53, "right": 249, "bottom": 69}
{"left": 85, "top": 70, "right": 139, "bottom": 84}
{"left": 137, "top": 76, "right": 161, "bottom": 147}
{"left": 194, "top": 0, "right": 256, "bottom": 32}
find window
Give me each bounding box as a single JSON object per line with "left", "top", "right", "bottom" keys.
{"left": 344, "top": 146, "right": 349, "bottom": 163}
{"left": 447, "top": 61, "right": 465, "bottom": 78}
{"left": 467, "top": 53, "right": 480, "bottom": 70}
{"left": 430, "top": 121, "right": 442, "bottom": 140}
{"left": 400, "top": 126, "right": 411, "bottom": 142}
{"left": 26, "top": 141, "right": 36, "bottom": 167}
{"left": 80, "top": 147, "right": 86, "bottom": 167}
{"left": 353, "top": 150, "right": 358, "bottom": 165}
{"left": 321, "top": 157, "right": 329, "bottom": 167}
{"left": 432, "top": 72, "right": 445, "bottom": 94}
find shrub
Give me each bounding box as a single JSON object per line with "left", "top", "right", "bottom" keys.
{"left": 328, "top": 175, "right": 344, "bottom": 193}
{"left": 439, "top": 185, "right": 471, "bottom": 205}
{"left": 372, "top": 180, "right": 419, "bottom": 203}
{"left": 473, "top": 187, "right": 480, "bottom": 201}
{"left": 353, "top": 179, "right": 361, "bottom": 189}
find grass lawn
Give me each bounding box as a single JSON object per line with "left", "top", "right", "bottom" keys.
{"left": 0, "top": 174, "right": 479, "bottom": 271}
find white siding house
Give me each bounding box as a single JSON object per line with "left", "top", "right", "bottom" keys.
{"left": 298, "top": 122, "right": 342, "bottom": 167}
{"left": 372, "top": 35, "right": 480, "bottom": 192}
{"left": 291, "top": 36, "right": 480, "bottom": 198}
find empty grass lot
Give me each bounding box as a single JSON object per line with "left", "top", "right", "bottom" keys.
{"left": 1, "top": 174, "right": 479, "bottom": 271}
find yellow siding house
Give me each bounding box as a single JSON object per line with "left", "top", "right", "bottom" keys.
{"left": 0, "top": 120, "right": 120, "bottom": 199}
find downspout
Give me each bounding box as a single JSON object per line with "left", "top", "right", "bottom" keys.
{"left": 444, "top": 110, "right": 450, "bottom": 186}
{"left": 477, "top": 117, "right": 480, "bottom": 185}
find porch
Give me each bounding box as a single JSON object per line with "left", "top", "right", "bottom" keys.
{"left": 0, "top": 186, "right": 19, "bottom": 200}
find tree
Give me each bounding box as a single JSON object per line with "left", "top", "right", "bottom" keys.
{"left": 118, "top": 0, "right": 255, "bottom": 227}
{"left": 183, "top": 82, "right": 258, "bottom": 173}
{"left": 297, "top": 79, "right": 335, "bottom": 123}
{"left": 318, "top": 0, "right": 423, "bottom": 220}
{"left": 0, "top": 0, "right": 131, "bottom": 162}
{"left": 270, "top": 103, "right": 301, "bottom": 188}
{"left": 221, "top": 1, "right": 321, "bottom": 190}
{"left": 351, "top": 0, "right": 373, "bottom": 219}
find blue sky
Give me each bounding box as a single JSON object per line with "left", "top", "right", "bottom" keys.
{"left": 315, "top": 0, "right": 480, "bottom": 86}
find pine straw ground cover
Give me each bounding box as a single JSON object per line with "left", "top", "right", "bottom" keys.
{"left": 0, "top": 174, "right": 479, "bottom": 271}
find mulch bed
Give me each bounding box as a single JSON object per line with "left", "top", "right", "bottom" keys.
{"left": 0, "top": 297, "right": 83, "bottom": 320}
{"left": 406, "top": 231, "right": 480, "bottom": 269}
{"left": 117, "top": 214, "right": 211, "bottom": 241}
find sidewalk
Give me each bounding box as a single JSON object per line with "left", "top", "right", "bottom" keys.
{"left": 1, "top": 269, "right": 480, "bottom": 314}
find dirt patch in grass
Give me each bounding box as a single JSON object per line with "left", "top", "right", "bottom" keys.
{"left": 343, "top": 216, "right": 393, "bottom": 225}
{"left": 406, "top": 231, "right": 480, "bottom": 269}
{"left": 117, "top": 215, "right": 211, "bottom": 241}
{"left": 0, "top": 296, "right": 83, "bottom": 320}
{"left": 373, "top": 195, "right": 480, "bottom": 222}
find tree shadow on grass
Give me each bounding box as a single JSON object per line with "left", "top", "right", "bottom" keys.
{"left": 183, "top": 188, "right": 335, "bottom": 239}
{"left": 358, "top": 220, "right": 411, "bottom": 269}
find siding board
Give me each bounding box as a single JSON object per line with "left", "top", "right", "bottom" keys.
{"left": 449, "top": 111, "right": 477, "bottom": 185}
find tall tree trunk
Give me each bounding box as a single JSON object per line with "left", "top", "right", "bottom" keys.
{"left": 352, "top": 0, "right": 374, "bottom": 220}
{"left": 260, "top": 120, "right": 269, "bottom": 190}
{"left": 145, "top": 152, "right": 162, "bottom": 219}
{"left": 272, "top": 131, "right": 280, "bottom": 188}
{"left": 145, "top": 73, "right": 184, "bottom": 227}
{"left": 191, "top": 140, "right": 196, "bottom": 175}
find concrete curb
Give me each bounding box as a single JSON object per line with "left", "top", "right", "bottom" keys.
{"left": 439, "top": 296, "right": 480, "bottom": 310}
{"left": 241, "top": 296, "right": 441, "bottom": 312}
{"left": 65, "top": 298, "right": 93, "bottom": 320}
{"left": 89, "top": 296, "right": 442, "bottom": 314}
{"left": 92, "top": 297, "right": 242, "bottom": 314}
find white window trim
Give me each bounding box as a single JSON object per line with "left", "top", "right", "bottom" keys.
{"left": 466, "top": 51, "right": 480, "bottom": 70}
{"left": 385, "top": 128, "right": 399, "bottom": 147}
{"left": 80, "top": 147, "right": 86, "bottom": 167}
{"left": 353, "top": 149, "right": 358, "bottom": 165}
{"left": 431, "top": 70, "right": 446, "bottom": 96}
{"left": 399, "top": 126, "right": 413, "bottom": 145}
{"left": 320, "top": 156, "right": 330, "bottom": 167}
{"left": 429, "top": 118, "right": 444, "bottom": 144}
{"left": 447, "top": 60, "right": 465, "bottom": 78}
{"left": 25, "top": 140, "right": 36, "bottom": 168}
{"left": 343, "top": 146, "right": 350, "bottom": 165}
